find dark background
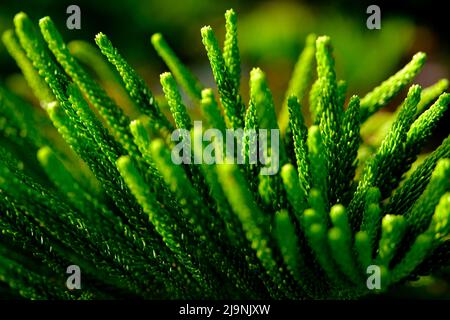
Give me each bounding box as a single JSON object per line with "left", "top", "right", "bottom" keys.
{"left": 1, "top": 0, "right": 448, "bottom": 90}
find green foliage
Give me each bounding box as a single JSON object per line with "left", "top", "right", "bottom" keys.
{"left": 151, "top": 33, "right": 203, "bottom": 102}
{"left": 160, "top": 72, "right": 192, "bottom": 130}
{"left": 359, "top": 52, "right": 426, "bottom": 122}
{"left": 0, "top": 9, "right": 449, "bottom": 300}
{"left": 279, "top": 33, "right": 316, "bottom": 134}
{"left": 201, "top": 22, "right": 244, "bottom": 128}
{"left": 96, "top": 33, "right": 172, "bottom": 130}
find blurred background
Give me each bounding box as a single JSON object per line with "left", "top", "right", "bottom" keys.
{"left": 0, "top": 0, "right": 448, "bottom": 299}
{"left": 1, "top": 0, "right": 449, "bottom": 100}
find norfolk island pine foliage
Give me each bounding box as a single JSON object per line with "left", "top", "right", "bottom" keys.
{"left": 0, "top": 8, "right": 449, "bottom": 299}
